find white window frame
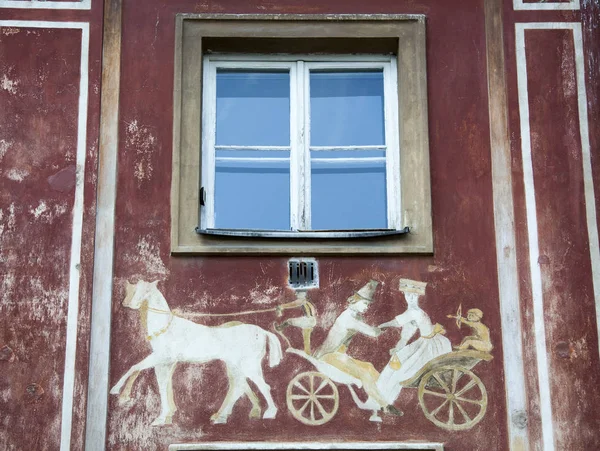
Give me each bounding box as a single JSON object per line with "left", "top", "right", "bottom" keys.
{"left": 200, "top": 54, "right": 401, "bottom": 235}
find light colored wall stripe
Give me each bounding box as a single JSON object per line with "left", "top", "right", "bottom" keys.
{"left": 0, "top": 19, "right": 90, "bottom": 451}
{"left": 571, "top": 22, "right": 600, "bottom": 369}
{"left": 484, "top": 1, "right": 530, "bottom": 448}
{"left": 61, "top": 22, "right": 90, "bottom": 451}
{"left": 515, "top": 22, "right": 555, "bottom": 451}
{"left": 515, "top": 21, "right": 600, "bottom": 451}
{"left": 0, "top": 0, "right": 90, "bottom": 10}
{"left": 513, "top": 0, "right": 580, "bottom": 11}
{"left": 84, "top": 0, "right": 121, "bottom": 448}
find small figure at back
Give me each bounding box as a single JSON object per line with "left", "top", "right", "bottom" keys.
{"left": 447, "top": 307, "right": 493, "bottom": 353}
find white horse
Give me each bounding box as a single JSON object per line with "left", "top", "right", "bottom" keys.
{"left": 109, "top": 280, "right": 282, "bottom": 425}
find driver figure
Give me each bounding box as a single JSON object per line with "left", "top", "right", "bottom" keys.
{"left": 314, "top": 280, "right": 402, "bottom": 422}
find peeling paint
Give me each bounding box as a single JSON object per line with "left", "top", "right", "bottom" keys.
{"left": 0, "top": 203, "right": 19, "bottom": 235}
{"left": 0, "top": 345, "right": 15, "bottom": 362}
{"left": 30, "top": 201, "right": 48, "bottom": 219}
{"left": 1, "top": 74, "right": 19, "bottom": 95}
{"left": 5, "top": 168, "right": 29, "bottom": 181}
{"left": 0, "top": 139, "right": 13, "bottom": 160}
{"left": 1, "top": 272, "right": 16, "bottom": 296}
{"left": 134, "top": 236, "right": 168, "bottom": 277}
{"left": 247, "top": 284, "right": 280, "bottom": 305}
{"left": 561, "top": 36, "right": 577, "bottom": 98}
{"left": 28, "top": 201, "right": 69, "bottom": 223}
{"left": 1, "top": 27, "right": 19, "bottom": 36}
{"left": 0, "top": 274, "right": 70, "bottom": 326}
{"left": 125, "top": 120, "right": 156, "bottom": 185}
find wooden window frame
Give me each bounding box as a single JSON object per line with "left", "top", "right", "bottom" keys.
{"left": 200, "top": 54, "right": 401, "bottom": 234}
{"left": 171, "top": 14, "right": 432, "bottom": 254}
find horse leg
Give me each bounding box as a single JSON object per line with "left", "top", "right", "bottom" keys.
{"left": 166, "top": 363, "right": 177, "bottom": 418}
{"left": 110, "top": 353, "right": 162, "bottom": 395}
{"left": 211, "top": 367, "right": 245, "bottom": 424}
{"left": 118, "top": 370, "right": 140, "bottom": 404}
{"left": 245, "top": 364, "right": 277, "bottom": 419}
{"left": 151, "top": 363, "right": 178, "bottom": 426}
{"left": 244, "top": 382, "right": 261, "bottom": 419}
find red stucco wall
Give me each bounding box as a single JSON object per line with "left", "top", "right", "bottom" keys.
{"left": 108, "top": 1, "right": 507, "bottom": 449}
{"left": 0, "top": 6, "right": 103, "bottom": 449}
{"left": 1, "top": 0, "right": 599, "bottom": 450}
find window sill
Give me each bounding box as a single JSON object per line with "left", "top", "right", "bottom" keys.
{"left": 196, "top": 227, "right": 410, "bottom": 239}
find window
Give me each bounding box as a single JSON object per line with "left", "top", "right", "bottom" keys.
{"left": 172, "top": 14, "right": 432, "bottom": 254}
{"left": 200, "top": 55, "right": 403, "bottom": 236}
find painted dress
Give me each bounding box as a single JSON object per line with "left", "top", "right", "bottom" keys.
{"left": 377, "top": 314, "right": 452, "bottom": 406}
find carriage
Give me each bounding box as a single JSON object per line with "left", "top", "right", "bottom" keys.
{"left": 284, "top": 347, "right": 492, "bottom": 431}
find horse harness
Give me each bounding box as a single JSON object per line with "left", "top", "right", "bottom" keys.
{"left": 142, "top": 305, "right": 175, "bottom": 341}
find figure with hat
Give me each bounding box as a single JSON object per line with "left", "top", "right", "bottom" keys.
{"left": 447, "top": 307, "right": 493, "bottom": 352}
{"left": 375, "top": 278, "right": 452, "bottom": 409}
{"left": 314, "top": 280, "right": 397, "bottom": 422}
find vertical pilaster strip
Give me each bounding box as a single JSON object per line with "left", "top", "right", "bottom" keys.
{"left": 60, "top": 22, "right": 90, "bottom": 451}
{"left": 572, "top": 22, "right": 600, "bottom": 364}
{"left": 514, "top": 22, "right": 600, "bottom": 450}
{"left": 84, "top": 0, "right": 122, "bottom": 449}
{"left": 514, "top": 24, "right": 554, "bottom": 451}
{"left": 484, "top": 1, "right": 530, "bottom": 450}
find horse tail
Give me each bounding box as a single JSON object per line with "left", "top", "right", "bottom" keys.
{"left": 265, "top": 331, "right": 283, "bottom": 367}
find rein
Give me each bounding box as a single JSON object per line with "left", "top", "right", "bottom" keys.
{"left": 146, "top": 304, "right": 279, "bottom": 317}
{"left": 139, "top": 301, "right": 279, "bottom": 341}
{"left": 181, "top": 307, "right": 278, "bottom": 318}
{"left": 146, "top": 306, "right": 173, "bottom": 315}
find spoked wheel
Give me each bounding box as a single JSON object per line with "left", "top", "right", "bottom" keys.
{"left": 286, "top": 371, "right": 339, "bottom": 426}
{"left": 418, "top": 365, "right": 488, "bottom": 431}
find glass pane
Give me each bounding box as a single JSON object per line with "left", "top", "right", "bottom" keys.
{"left": 216, "top": 150, "right": 290, "bottom": 159}
{"left": 311, "top": 150, "right": 385, "bottom": 159}
{"left": 310, "top": 70, "right": 385, "bottom": 147}
{"left": 215, "top": 150, "right": 290, "bottom": 230}
{"left": 216, "top": 70, "right": 290, "bottom": 146}
{"left": 311, "top": 155, "right": 387, "bottom": 230}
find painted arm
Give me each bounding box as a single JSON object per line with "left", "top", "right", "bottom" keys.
{"left": 458, "top": 317, "right": 476, "bottom": 327}
{"left": 392, "top": 321, "right": 418, "bottom": 352}
{"left": 447, "top": 314, "right": 476, "bottom": 327}
{"left": 378, "top": 318, "right": 400, "bottom": 329}
{"left": 380, "top": 310, "right": 416, "bottom": 329}
{"left": 349, "top": 316, "right": 382, "bottom": 338}
{"left": 275, "top": 296, "right": 307, "bottom": 316}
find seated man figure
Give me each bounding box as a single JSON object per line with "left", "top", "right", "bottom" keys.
{"left": 314, "top": 280, "right": 400, "bottom": 422}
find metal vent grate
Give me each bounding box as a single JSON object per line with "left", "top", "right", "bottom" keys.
{"left": 288, "top": 258, "right": 318, "bottom": 289}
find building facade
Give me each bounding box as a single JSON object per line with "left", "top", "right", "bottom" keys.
{"left": 0, "top": 0, "right": 599, "bottom": 450}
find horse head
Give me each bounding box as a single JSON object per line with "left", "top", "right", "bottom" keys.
{"left": 122, "top": 280, "right": 160, "bottom": 310}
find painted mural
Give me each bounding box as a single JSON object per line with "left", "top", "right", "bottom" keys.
{"left": 111, "top": 276, "right": 493, "bottom": 432}
{"left": 110, "top": 280, "right": 281, "bottom": 426}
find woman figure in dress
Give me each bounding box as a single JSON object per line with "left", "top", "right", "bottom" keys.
{"left": 376, "top": 278, "right": 452, "bottom": 408}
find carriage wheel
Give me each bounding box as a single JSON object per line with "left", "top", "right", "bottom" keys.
{"left": 418, "top": 365, "right": 488, "bottom": 431}
{"left": 286, "top": 371, "right": 339, "bottom": 426}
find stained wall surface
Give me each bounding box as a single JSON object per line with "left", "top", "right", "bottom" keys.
{"left": 0, "top": 0, "right": 599, "bottom": 450}
{"left": 0, "top": 3, "right": 103, "bottom": 450}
